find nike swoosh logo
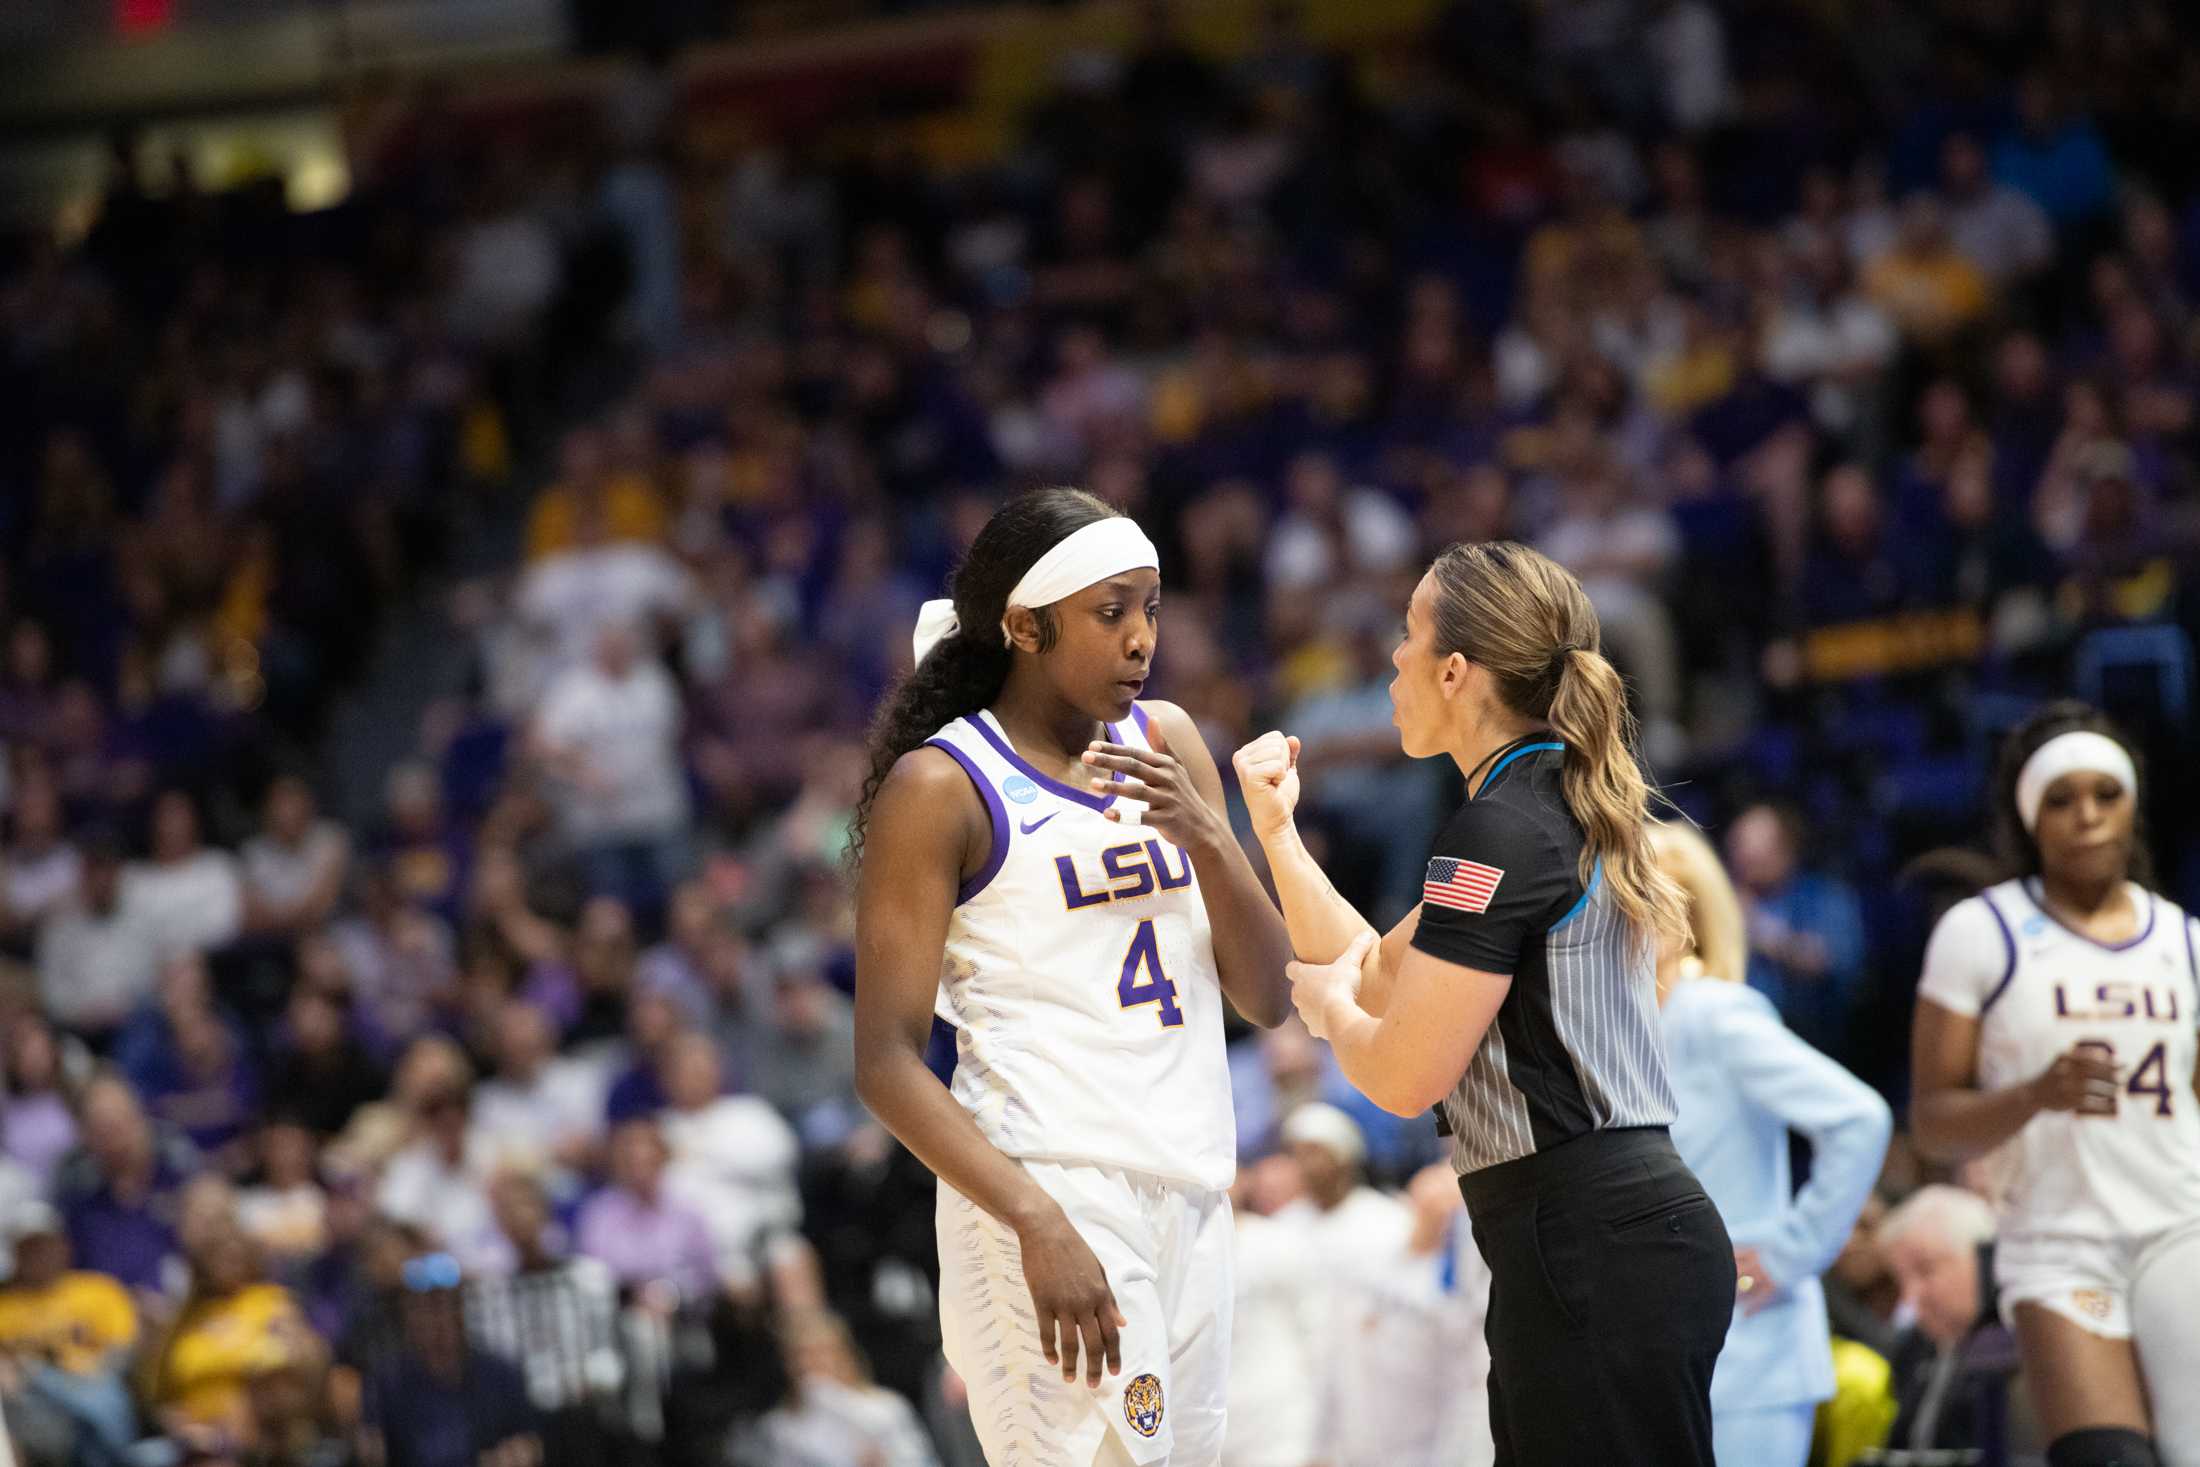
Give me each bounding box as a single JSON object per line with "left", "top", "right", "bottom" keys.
{"left": 1019, "top": 813, "right": 1058, "bottom": 835}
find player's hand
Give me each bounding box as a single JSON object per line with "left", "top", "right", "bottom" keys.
{"left": 1016, "top": 1206, "right": 1127, "bottom": 1388}
{"left": 1287, "top": 929, "right": 1375, "bottom": 1039}
{"left": 2031, "top": 1042, "right": 2121, "bottom": 1116}
{"left": 1084, "top": 717, "right": 1216, "bottom": 848}
{"left": 1231, "top": 730, "right": 1301, "bottom": 841}
{"left": 1733, "top": 1246, "right": 1779, "bottom": 1316}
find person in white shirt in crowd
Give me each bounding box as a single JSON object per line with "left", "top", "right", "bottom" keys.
{"left": 531, "top": 621, "right": 692, "bottom": 911}
{"left": 0, "top": 769, "right": 79, "bottom": 941}
{"left": 1760, "top": 234, "right": 1901, "bottom": 440}
{"left": 470, "top": 999, "right": 606, "bottom": 1186}
{"left": 1262, "top": 451, "right": 1418, "bottom": 599}
{"left": 1939, "top": 132, "right": 2054, "bottom": 290}
{"left": 1223, "top": 1153, "right": 1325, "bottom": 1467}
{"left": 745, "top": 1309, "right": 941, "bottom": 1467}
{"left": 658, "top": 1031, "right": 801, "bottom": 1294}
{"left": 240, "top": 774, "right": 351, "bottom": 940}
{"left": 516, "top": 497, "right": 694, "bottom": 687}
{"left": 124, "top": 789, "right": 242, "bottom": 960}
{"left": 373, "top": 1037, "right": 511, "bottom": 1276}
{"left": 1651, "top": 822, "right": 1893, "bottom": 1467}
{"left": 35, "top": 831, "right": 160, "bottom": 1043}
{"left": 1276, "top": 1103, "right": 1411, "bottom": 1264}
{"left": 236, "top": 1116, "right": 328, "bottom": 1266}
{"left": 1315, "top": 1163, "right": 1496, "bottom": 1467}
{"left": 1649, "top": 0, "right": 1733, "bottom": 133}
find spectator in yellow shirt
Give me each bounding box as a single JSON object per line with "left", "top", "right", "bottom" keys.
{"left": 0, "top": 1201, "right": 142, "bottom": 1463}
{"left": 140, "top": 1216, "right": 322, "bottom": 1441}
{"left": 523, "top": 425, "right": 666, "bottom": 562}
{"left": 1864, "top": 197, "right": 1991, "bottom": 346}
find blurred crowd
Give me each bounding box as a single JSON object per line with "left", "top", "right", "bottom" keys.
{"left": 1, "top": 0, "right": 2199, "bottom": 1462}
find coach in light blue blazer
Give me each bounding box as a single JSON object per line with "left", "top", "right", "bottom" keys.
{"left": 1652, "top": 824, "right": 1894, "bottom": 1467}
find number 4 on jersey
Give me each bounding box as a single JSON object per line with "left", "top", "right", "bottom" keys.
{"left": 2129, "top": 1041, "right": 2173, "bottom": 1116}
{"left": 1118, "top": 919, "right": 1184, "bottom": 1028}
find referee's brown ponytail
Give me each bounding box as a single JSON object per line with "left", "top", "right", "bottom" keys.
{"left": 1426, "top": 542, "right": 1687, "bottom": 953}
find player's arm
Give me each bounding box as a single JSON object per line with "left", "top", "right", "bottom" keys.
{"left": 1909, "top": 999, "right": 2116, "bottom": 1162}
{"left": 853, "top": 749, "right": 1126, "bottom": 1387}
{"left": 1908, "top": 898, "right": 2119, "bottom": 1163}
{"left": 1089, "top": 702, "right": 1294, "bottom": 1026}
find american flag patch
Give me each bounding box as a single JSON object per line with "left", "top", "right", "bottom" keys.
{"left": 1425, "top": 857, "right": 1504, "bottom": 913}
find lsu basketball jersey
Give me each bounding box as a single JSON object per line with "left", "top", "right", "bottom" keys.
{"left": 925, "top": 705, "right": 1234, "bottom": 1193}
{"left": 1921, "top": 879, "right": 2200, "bottom": 1240}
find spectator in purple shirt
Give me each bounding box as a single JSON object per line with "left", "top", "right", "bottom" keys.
{"left": 55, "top": 1075, "right": 195, "bottom": 1295}
{"left": 634, "top": 880, "right": 719, "bottom": 1027}
{"left": 602, "top": 988, "right": 688, "bottom": 1126}
{"left": 575, "top": 1116, "right": 717, "bottom": 1302}
{"left": 2, "top": 1017, "right": 79, "bottom": 1187}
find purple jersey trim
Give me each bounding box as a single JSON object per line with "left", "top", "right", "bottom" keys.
{"left": 926, "top": 737, "right": 1010, "bottom": 903}
{"left": 970, "top": 711, "right": 1120, "bottom": 812}
{"left": 1977, "top": 890, "right": 2020, "bottom": 1015}
{"left": 1130, "top": 702, "right": 1152, "bottom": 741}
{"left": 2018, "top": 879, "right": 2157, "bottom": 953}
{"left": 2184, "top": 916, "right": 2198, "bottom": 1012}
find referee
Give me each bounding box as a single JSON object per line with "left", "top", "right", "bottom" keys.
{"left": 1234, "top": 541, "right": 1735, "bottom": 1465}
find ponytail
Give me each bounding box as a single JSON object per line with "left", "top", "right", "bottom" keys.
{"left": 846, "top": 487, "right": 1120, "bottom": 868}
{"left": 1425, "top": 541, "right": 1687, "bottom": 954}
{"left": 848, "top": 632, "right": 1012, "bottom": 866}
{"left": 1545, "top": 646, "right": 1688, "bottom": 950}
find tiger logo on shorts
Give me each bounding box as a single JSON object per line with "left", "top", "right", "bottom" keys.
{"left": 2074, "top": 1288, "right": 2113, "bottom": 1321}
{"left": 1123, "top": 1373, "right": 1165, "bottom": 1437}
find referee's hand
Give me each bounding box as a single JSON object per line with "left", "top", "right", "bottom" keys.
{"left": 1232, "top": 730, "right": 1302, "bottom": 841}
{"left": 1287, "top": 929, "right": 1375, "bottom": 1039}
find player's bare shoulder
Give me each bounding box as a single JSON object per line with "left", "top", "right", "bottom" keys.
{"left": 865, "top": 743, "right": 988, "bottom": 864}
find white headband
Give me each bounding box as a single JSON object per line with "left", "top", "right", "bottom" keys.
{"left": 911, "top": 517, "right": 1159, "bottom": 665}
{"left": 2016, "top": 730, "right": 2136, "bottom": 833}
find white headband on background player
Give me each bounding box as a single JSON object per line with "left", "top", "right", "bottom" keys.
{"left": 2014, "top": 730, "right": 2137, "bottom": 833}
{"left": 911, "top": 517, "right": 1161, "bottom": 665}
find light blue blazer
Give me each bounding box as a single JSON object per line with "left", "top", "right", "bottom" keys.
{"left": 1664, "top": 979, "right": 1893, "bottom": 1412}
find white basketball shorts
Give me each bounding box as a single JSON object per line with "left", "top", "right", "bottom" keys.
{"left": 1996, "top": 1215, "right": 2200, "bottom": 1339}
{"left": 937, "top": 1160, "right": 1232, "bottom": 1467}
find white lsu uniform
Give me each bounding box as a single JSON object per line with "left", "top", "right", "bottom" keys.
{"left": 1920, "top": 880, "right": 2200, "bottom": 1458}
{"left": 926, "top": 705, "right": 1234, "bottom": 1467}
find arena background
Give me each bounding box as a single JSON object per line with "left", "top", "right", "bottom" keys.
{"left": 0, "top": 0, "right": 2196, "bottom": 1462}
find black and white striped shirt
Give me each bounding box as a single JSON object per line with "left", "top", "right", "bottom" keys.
{"left": 1409, "top": 737, "right": 1676, "bottom": 1173}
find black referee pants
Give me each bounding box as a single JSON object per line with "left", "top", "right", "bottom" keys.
{"left": 1462, "top": 1126, "right": 1735, "bottom": 1467}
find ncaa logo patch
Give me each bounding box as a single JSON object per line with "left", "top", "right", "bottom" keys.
{"left": 1123, "top": 1373, "right": 1165, "bottom": 1438}
{"left": 1003, "top": 775, "right": 1039, "bottom": 805}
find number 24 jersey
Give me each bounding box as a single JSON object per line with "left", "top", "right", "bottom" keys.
{"left": 924, "top": 707, "right": 1233, "bottom": 1193}
{"left": 1920, "top": 879, "right": 2200, "bottom": 1240}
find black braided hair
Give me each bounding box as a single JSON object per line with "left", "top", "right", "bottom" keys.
{"left": 847, "top": 487, "right": 1119, "bottom": 868}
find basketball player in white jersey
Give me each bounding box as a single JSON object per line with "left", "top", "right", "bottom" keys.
{"left": 851, "top": 488, "right": 1294, "bottom": 1467}
{"left": 1912, "top": 702, "right": 2200, "bottom": 1467}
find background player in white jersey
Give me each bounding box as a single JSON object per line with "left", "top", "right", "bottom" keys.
{"left": 850, "top": 489, "right": 1294, "bottom": 1467}
{"left": 1912, "top": 702, "right": 2200, "bottom": 1467}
